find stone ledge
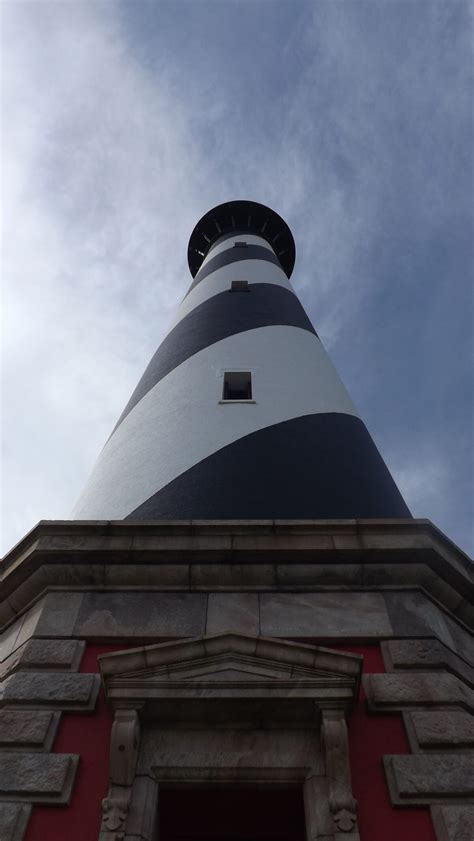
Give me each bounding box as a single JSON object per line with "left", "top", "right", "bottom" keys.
{"left": 0, "top": 803, "right": 31, "bottom": 841}
{"left": 0, "top": 639, "right": 84, "bottom": 680}
{"left": 363, "top": 673, "right": 474, "bottom": 713}
{"left": 0, "top": 752, "right": 79, "bottom": 803}
{"left": 403, "top": 710, "right": 474, "bottom": 751}
{"left": 382, "top": 640, "right": 474, "bottom": 686}
{"left": 1, "top": 520, "right": 471, "bottom": 627}
{"left": 384, "top": 754, "right": 474, "bottom": 805}
{"left": 0, "top": 672, "right": 99, "bottom": 711}
{"left": 431, "top": 805, "right": 474, "bottom": 841}
{"left": 0, "top": 710, "right": 60, "bottom": 751}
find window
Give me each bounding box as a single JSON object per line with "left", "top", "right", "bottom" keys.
{"left": 233, "top": 241, "right": 248, "bottom": 248}
{"left": 231, "top": 280, "right": 249, "bottom": 291}
{"left": 222, "top": 371, "right": 252, "bottom": 401}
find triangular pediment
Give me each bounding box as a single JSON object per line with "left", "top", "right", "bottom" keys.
{"left": 99, "top": 633, "right": 362, "bottom": 711}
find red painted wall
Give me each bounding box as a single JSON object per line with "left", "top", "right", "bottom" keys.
{"left": 342, "top": 645, "right": 436, "bottom": 841}
{"left": 24, "top": 642, "right": 436, "bottom": 841}
{"left": 24, "top": 644, "right": 126, "bottom": 841}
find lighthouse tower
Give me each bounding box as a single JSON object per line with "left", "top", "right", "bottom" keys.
{"left": 72, "top": 200, "right": 410, "bottom": 522}
{"left": 0, "top": 202, "right": 472, "bottom": 841}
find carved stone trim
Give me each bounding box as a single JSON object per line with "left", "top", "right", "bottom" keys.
{"left": 150, "top": 765, "right": 309, "bottom": 783}
{"left": 321, "top": 711, "right": 358, "bottom": 836}
{"left": 100, "top": 785, "right": 130, "bottom": 841}
{"left": 0, "top": 803, "right": 32, "bottom": 841}
{"left": 303, "top": 774, "right": 333, "bottom": 841}
{"left": 99, "top": 710, "right": 140, "bottom": 841}
{"left": 123, "top": 776, "right": 158, "bottom": 841}
{"left": 99, "top": 633, "right": 362, "bottom": 721}
{"left": 99, "top": 637, "right": 362, "bottom": 841}
{"left": 109, "top": 710, "right": 140, "bottom": 787}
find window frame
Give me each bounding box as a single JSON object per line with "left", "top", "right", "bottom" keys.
{"left": 219, "top": 370, "right": 255, "bottom": 404}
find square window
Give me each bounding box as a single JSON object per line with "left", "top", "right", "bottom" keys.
{"left": 231, "top": 280, "right": 249, "bottom": 291}
{"left": 222, "top": 371, "right": 252, "bottom": 401}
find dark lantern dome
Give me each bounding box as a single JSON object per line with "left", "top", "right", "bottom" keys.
{"left": 188, "top": 200, "right": 296, "bottom": 279}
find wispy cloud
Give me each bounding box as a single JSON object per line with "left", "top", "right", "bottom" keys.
{"left": 2, "top": 2, "right": 208, "bottom": 547}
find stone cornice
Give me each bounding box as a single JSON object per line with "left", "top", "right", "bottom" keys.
{"left": 0, "top": 519, "right": 472, "bottom": 629}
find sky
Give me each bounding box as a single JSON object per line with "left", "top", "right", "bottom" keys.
{"left": 2, "top": 0, "right": 473, "bottom": 558}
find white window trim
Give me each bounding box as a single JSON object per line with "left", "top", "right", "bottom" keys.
{"left": 218, "top": 367, "right": 257, "bottom": 404}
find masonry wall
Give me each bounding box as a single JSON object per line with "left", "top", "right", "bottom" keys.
{"left": 0, "top": 521, "right": 472, "bottom": 841}
{"left": 15, "top": 642, "right": 440, "bottom": 841}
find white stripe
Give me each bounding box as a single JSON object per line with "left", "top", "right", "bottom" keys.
{"left": 71, "top": 326, "right": 359, "bottom": 520}
{"left": 202, "top": 233, "right": 274, "bottom": 266}
{"left": 172, "top": 259, "right": 293, "bottom": 335}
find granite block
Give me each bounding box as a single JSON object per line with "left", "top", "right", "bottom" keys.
{"left": 0, "top": 640, "right": 84, "bottom": 680}
{"left": 0, "top": 710, "right": 60, "bottom": 751}
{"left": 404, "top": 710, "right": 474, "bottom": 750}
{"left": 190, "top": 564, "right": 274, "bottom": 589}
{"left": 275, "top": 563, "right": 362, "bottom": 588}
{"left": 0, "top": 803, "right": 31, "bottom": 841}
{"left": 74, "top": 592, "right": 207, "bottom": 638}
{"left": 364, "top": 673, "right": 474, "bottom": 712}
{"left": 33, "top": 593, "right": 83, "bottom": 638}
{"left": 260, "top": 592, "right": 392, "bottom": 638}
{"left": 138, "top": 727, "right": 323, "bottom": 776}
{"left": 0, "top": 752, "right": 79, "bottom": 803}
{"left": 383, "top": 639, "right": 474, "bottom": 686}
{"left": 206, "top": 593, "right": 259, "bottom": 635}
{"left": 0, "top": 672, "right": 99, "bottom": 711}
{"left": 385, "top": 754, "right": 474, "bottom": 804}
{"left": 383, "top": 593, "right": 474, "bottom": 665}
{"left": 104, "top": 563, "right": 189, "bottom": 589}
{"left": 13, "top": 601, "right": 44, "bottom": 651}
{"left": 0, "top": 620, "right": 22, "bottom": 664}
{"left": 431, "top": 805, "right": 474, "bottom": 841}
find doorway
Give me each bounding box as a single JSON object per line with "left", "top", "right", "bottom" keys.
{"left": 159, "top": 786, "right": 306, "bottom": 840}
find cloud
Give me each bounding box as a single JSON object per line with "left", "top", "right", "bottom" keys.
{"left": 2, "top": 1, "right": 208, "bottom": 551}
{"left": 2, "top": 0, "right": 472, "bottom": 556}
{"left": 389, "top": 454, "right": 449, "bottom": 518}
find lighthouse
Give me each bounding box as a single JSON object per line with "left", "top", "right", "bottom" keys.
{"left": 72, "top": 200, "right": 410, "bottom": 522}
{"left": 0, "top": 201, "right": 471, "bottom": 841}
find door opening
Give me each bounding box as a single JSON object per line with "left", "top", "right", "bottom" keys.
{"left": 159, "top": 785, "right": 306, "bottom": 841}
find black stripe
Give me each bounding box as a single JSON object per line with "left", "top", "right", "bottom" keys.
{"left": 185, "top": 244, "right": 282, "bottom": 298}
{"left": 125, "top": 413, "right": 411, "bottom": 521}
{"left": 113, "top": 284, "right": 317, "bottom": 432}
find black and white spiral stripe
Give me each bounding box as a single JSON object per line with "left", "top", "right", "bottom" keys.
{"left": 71, "top": 230, "right": 410, "bottom": 520}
